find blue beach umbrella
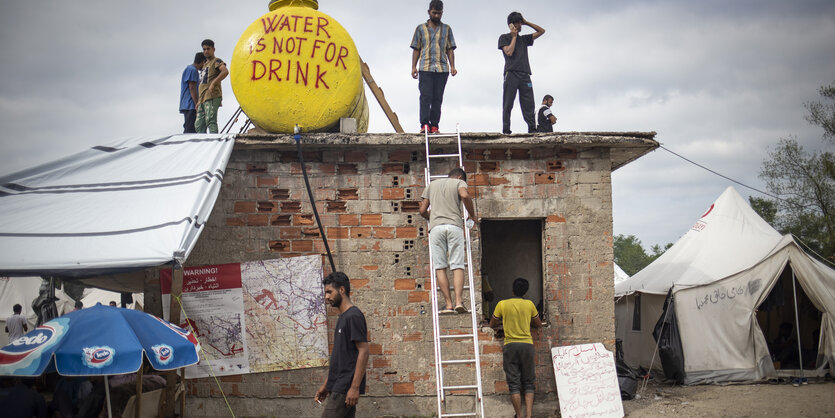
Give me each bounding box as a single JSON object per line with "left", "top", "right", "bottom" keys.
{"left": 0, "top": 303, "right": 200, "bottom": 417}
{"left": 0, "top": 303, "right": 200, "bottom": 376}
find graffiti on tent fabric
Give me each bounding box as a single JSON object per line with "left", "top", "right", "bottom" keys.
{"left": 694, "top": 279, "right": 761, "bottom": 310}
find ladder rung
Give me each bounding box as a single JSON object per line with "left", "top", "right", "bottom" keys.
{"left": 429, "top": 174, "right": 448, "bottom": 179}
{"left": 429, "top": 133, "right": 459, "bottom": 138}
{"left": 436, "top": 286, "right": 470, "bottom": 291}
{"left": 441, "top": 413, "right": 478, "bottom": 417}
{"left": 443, "top": 385, "right": 478, "bottom": 391}
{"left": 439, "top": 334, "right": 474, "bottom": 340}
{"left": 441, "top": 359, "right": 476, "bottom": 365}
{"left": 428, "top": 153, "right": 461, "bottom": 159}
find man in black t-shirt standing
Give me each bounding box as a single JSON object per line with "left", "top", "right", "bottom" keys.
{"left": 315, "top": 272, "right": 369, "bottom": 417}
{"left": 498, "top": 11, "right": 546, "bottom": 134}
{"left": 537, "top": 94, "right": 557, "bottom": 132}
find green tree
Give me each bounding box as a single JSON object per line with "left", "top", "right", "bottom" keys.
{"left": 650, "top": 242, "right": 673, "bottom": 258}
{"left": 805, "top": 82, "right": 835, "bottom": 143}
{"left": 749, "top": 196, "right": 778, "bottom": 225}
{"left": 759, "top": 82, "right": 835, "bottom": 262}
{"left": 614, "top": 234, "right": 672, "bottom": 276}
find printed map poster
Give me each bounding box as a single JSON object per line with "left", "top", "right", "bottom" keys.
{"left": 162, "top": 263, "right": 248, "bottom": 378}
{"left": 551, "top": 343, "right": 624, "bottom": 418}
{"left": 241, "top": 256, "right": 328, "bottom": 372}
{"left": 161, "top": 256, "right": 328, "bottom": 378}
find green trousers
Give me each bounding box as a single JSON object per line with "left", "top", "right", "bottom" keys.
{"left": 195, "top": 97, "right": 222, "bottom": 133}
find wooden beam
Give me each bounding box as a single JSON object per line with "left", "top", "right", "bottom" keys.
{"left": 180, "top": 368, "right": 187, "bottom": 418}
{"left": 136, "top": 364, "right": 144, "bottom": 418}
{"left": 160, "top": 264, "right": 184, "bottom": 417}
{"left": 360, "top": 59, "right": 404, "bottom": 133}
{"left": 168, "top": 265, "right": 183, "bottom": 326}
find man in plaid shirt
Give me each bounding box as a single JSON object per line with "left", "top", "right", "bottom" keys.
{"left": 410, "top": 0, "right": 457, "bottom": 134}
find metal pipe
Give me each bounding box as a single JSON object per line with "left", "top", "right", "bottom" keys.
{"left": 294, "top": 125, "right": 336, "bottom": 272}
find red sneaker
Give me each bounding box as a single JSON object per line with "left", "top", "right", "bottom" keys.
{"left": 430, "top": 126, "right": 439, "bottom": 134}
{"left": 420, "top": 125, "right": 429, "bottom": 134}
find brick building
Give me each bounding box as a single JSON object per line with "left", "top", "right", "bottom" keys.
{"left": 145, "top": 131, "right": 657, "bottom": 416}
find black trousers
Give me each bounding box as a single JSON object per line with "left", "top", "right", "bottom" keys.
{"left": 321, "top": 392, "right": 356, "bottom": 418}
{"left": 418, "top": 71, "right": 449, "bottom": 128}
{"left": 183, "top": 109, "right": 197, "bottom": 133}
{"left": 502, "top": 71, "right": 536, "bottom": 133}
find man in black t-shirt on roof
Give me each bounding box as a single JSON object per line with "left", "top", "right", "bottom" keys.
{"left": 537, "top": 94, "right": 557, "bottom": 132}
{"left": 315, "top": 272, "right": 369, "bottom": 417}
{"left": 498, "top": 11, "right": 546, "bottom": 134}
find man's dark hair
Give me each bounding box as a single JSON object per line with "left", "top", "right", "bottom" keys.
{"left": 512, "top": 278, "right": 529, "bottom": 297}
{"left": 201, "top": 39, "right": 215, "bottom": 48}
{"left": 429, "top": 0, "right": 443, "bottom": 11}
{"left": 323, "top": 271, "right": 351, "bottom": 296}
{"left": 194, "top": 52, "right": 208, "bottom": 64}
{"left": 543, "top": 94, "right": 554, "bottom": 102}
{"left": 507, "top": 12, "right": 523, "bottom": 25}
{"left": 13, "top": 304, "right": 22, "bottom": 314}
{"left": 448, "top": 167, "right": 467, "bottom": 182}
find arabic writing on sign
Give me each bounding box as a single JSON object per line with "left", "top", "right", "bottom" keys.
{"left": 551, "top": 343, "right": 623, "bottom": 418}
{"left": 183, "top": 276, "right": 222, "bottom": 293}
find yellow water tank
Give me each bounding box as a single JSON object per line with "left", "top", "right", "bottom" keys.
{"left": 231, "top": 0, "right": 368, "bottom": 133}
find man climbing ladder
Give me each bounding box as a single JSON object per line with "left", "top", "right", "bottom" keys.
{"left": 419, "top": 167, "right": 476, "bottom": 313}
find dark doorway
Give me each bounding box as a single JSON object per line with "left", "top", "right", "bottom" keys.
{"left": 757, "top": 265, "right": 823, "bottom": 370}
{"left": 479, "top": 219, "right": 544, "bottom": 321}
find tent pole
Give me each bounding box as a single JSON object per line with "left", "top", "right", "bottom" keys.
{"left": 791, "top": 268, "right": 804, "bottom": 379}
{"left": 105, "top": 375, "right": 113, "bottom": 418}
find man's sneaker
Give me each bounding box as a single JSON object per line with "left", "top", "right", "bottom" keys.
{"left": 502, "top": 129, "right": 512, "bottom": 135}
{"left": 420, "top": 125, "right": 429, "bottom": 134}
{"left": 430, "top": 126, "right": 440, "bottom": 134}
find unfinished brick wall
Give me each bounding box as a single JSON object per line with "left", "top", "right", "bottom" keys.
{"left": 178, "top": 138, "right": 620, "bottom": 415}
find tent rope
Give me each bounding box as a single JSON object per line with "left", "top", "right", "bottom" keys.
{"left": 792, "top": 233, "right": 835, "bottom": 269}
{"left": 175, "top": 294, "right": 236, "bottom": 418}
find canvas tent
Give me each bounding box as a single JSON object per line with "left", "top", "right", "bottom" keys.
{"left": 614, "top": 263, "right": 629, "bottom": 284}
{"left": 0, "top": 276, "right": 143, "bottom": 346}
{"left": 615, "top": 186, "right": 835, "bottom": 384}
{"left": 0, "top": 134, "right": 235, "bottom": 292}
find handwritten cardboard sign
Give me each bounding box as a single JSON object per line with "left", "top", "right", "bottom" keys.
{"left": 551, "top": 343, "right": 624, "bottom": 418}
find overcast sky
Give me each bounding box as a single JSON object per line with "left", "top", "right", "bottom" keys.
{"left": 1, "top": 0, "right": 833, "bottom": 249}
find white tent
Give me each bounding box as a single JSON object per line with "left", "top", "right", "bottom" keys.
{"left": 615, "top": 186, "right": 835, "bottom": 384}
{"left": 0, "top": 134, "right": 235, "bottom": 291}
{"left": 614, "top": 263, "right": 629, "bottom": 284}
{"left": 0, "top": 277, "right": 74, "bottom": 346}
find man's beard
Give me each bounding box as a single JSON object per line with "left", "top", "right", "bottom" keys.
{"left": 329, "top": 293, "right": 342, "bottom": 308}
{"left": 430, "top": 17, "right": 441, "bottom": 24}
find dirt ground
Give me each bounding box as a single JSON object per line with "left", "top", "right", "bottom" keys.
{"left": 620, "top": 378, "right": 835, "bottom": 417}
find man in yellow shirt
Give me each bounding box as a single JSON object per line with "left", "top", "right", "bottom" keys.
{"left": 490, "top": 278, "right": 542, "bottom": 418}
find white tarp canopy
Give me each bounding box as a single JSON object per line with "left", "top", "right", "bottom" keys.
{"left": 0, "top": 134, "right": 235, "bottom": 286}
{"left": 615, "top": 186, "right": 835, "bottom": 384}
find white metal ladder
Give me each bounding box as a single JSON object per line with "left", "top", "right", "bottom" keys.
{"left": 423, "top": 124, "right": 485, "bottom": 417}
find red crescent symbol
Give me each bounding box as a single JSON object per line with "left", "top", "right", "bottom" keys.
{"left": 701, "top": 203, "right": 715, "bottom": 218}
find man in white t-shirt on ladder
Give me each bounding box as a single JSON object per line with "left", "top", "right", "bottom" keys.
{"left": 419, "top": 168, "right": 476, "bottom": 314}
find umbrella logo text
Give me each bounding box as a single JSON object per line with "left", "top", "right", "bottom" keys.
{"left": 82, "top": 346, "right": 115, "bottom": 368}
{"left": 152, "top": 344, "right": 174, "bottom": 365}
{"left": 0, "top": 319, "right": 68, "bottom": 375}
